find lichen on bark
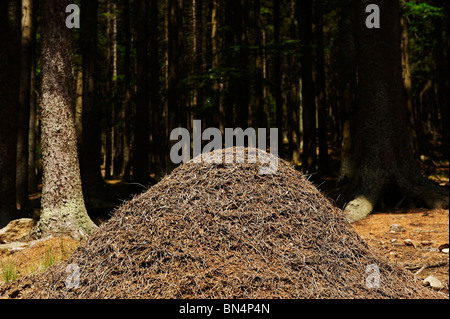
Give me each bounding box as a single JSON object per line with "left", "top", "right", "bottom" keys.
{"left": 35, "top": 0, "right": 97, "bottom": 239}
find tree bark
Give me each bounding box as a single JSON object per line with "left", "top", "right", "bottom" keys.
{"left": 16, "top": 0, "right": 34, "bottom": 211}
{"left": 134, "top": 0, "right": 150, "bottom": 183}
{"left": 336, "top": 0, "right": 358, "bottom": 185}
{"left": 253, "top": 0, "right": 265, "bottom": 129}
{"left": 273, "top": 0, "right": 283, "bottom": 157}
{"left": 400, "top": 15, "right": 417, "bottom": 154}
{"left": 37, "top": 0, "right": 97, "bottom": 238}
{"left": 298, "top": 0, "right": 316, "bottom": 171}
{"left": 234, "top": 0, "right": 250, "bottom": 129}
{"left": 0, "top": 0, "right": 21, "bottom": 228}
{"left": 343, "top": 0, "right": 449, "bottom": 222}
{"left": 121, "top": 0, "right": 132, "bottom": 181}
{"left": 28, "top": 50, "right": 38, "bottom": 194}
{"left": 149, "top": 0, "right": 163, "bottom": 179}
{"left": 314, "top": 0, "right": 330, "bottom": 173}
{"left": 80, "top": 0, "right": 103, "bottom": 199}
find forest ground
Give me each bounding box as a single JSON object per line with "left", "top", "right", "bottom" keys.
{"left": 1, "top": 149, "right": 448, "bottom": 297}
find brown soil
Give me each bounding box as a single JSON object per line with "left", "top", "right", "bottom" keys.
{"left": 351, "top": 208, "right": 449, "bottom": 295}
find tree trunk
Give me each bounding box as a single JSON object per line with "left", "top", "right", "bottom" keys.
{"left": 149, "top": 0, "right": 163, "bottom": 179}
{"left": 134, "top": 0, "right": 150, "bottom": 183}
{"left": 0, "top": 0, "right": 21, "bottom": 227}
{"left": 298, "top": 0, "right": 316, "bottom": 171}
{"left": 211, "top": 0, "right": 225, "bottom": 131}
{"left": 80, "top": 0, "right": 104, "bottom": 199}
{"left": 104, "top": 1, "right": 113, "bottom": 180}
{"left": 343, "top": 0, "right": 449, "bottom": 222}
{"left": 253, "top": 0, "right": 265, "bottom": 129}
{"left": 273, "top": 0, "right": 283, "bottom": 157}
{"left": 336, "top": 0, "right": 357, "bottom": 185}
{"left": 400, "top": 15, "right": 417, "bottom": 154}
{"left": 28, "top": 51, "right": 38, "bottom": 194}
{"left": 434, "top": 0, "right": 449, "bottom": 157}
{"left": 286, "top": 0, "right": 300, "bottom": 163}
{"left": 16, "top": 0, "right": 34, "bottom": 211}
{"left": 121, "top": 0, "right": 132, "bottom": 181}
{"left": 37, "top": 0, "right": 97, "bottom": 238}
{"left": 234, "top": 0, "right": 250, "bottom": 129}
{"left": 314, "top": 0, "right": 330, "bottom": 173}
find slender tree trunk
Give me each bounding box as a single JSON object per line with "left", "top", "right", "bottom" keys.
{"left": 111, "top": 2, "right": 119, "bottom": 177}
{"left": 211, "top": 0, "right": 224, "bottom": 130}
{"left": 37, "top": 0, "right": 97, "bottom": 238}
{"left": 314, "top": 0, "right": 329, "bottom": 173}
{"left": 28, "top": 52, "right": 38, "bottom": 194}
{"left": 343, "top": 0, "right": 449, "bottom": 222}
{"left": 234, "top": 0, "right": 250, "bottom": 129}
{"left": 0, "top": 0, "right": 21, "bottom": 227}
{"left": 287, "top": 0, "right": 300, "bottom": 163}
{"left": 434, "top": 0, "right": 449, "bottom": 157}
{"left": 337, "top": 0, "right": 357, "bottom": 185}
{"left": 298, "top": 0, "right": 316, "bottom": 171}
{"left": 400, "top": 15, "right": 417, "bottom": 154}
{"left": 253, "top": 0, "right": 265, "bottom": 129}
{"left": 167, "top": 0, "right": 187, "bottom": 149}
{"left": 80, "top": 0, "right": 103, "bottom": 199}
{"left": 16, "top": 0, "right": 34, "bottom": 211}
{"left": 104, "top": 1, "right": 114, "bottom": 180}
{"left": 149, "top": 0, "right": 163, "bottom": 179}
{"left": 121, "top": 0, "right": 131, "bottom": 181}
{"left": 134, "top": 0, "right": 150, "bottom": 183}
{"left": 273, "top": 0, "right": 283, "bottom": 157}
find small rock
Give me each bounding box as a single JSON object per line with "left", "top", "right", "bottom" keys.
{"left": 423, "top": 275, "right": 445, "bottom": 290}
{"left": 420, "top": 240, "right": 433, "bottom": 246}
{"left": 404, "top": 239, "right": 416, "bottom": 248}
{"left": 0, "top": 241, "right": 28, "bottom": 252}
{"left": 420, "top": 246, "right": 439, "bottom": 252}
{"left": 442, "top": 248, "right": 449, "bottom": 254}
{"left": 0, "top": 218, "right": 35, "bottom": 244}
{"left": 392, "top": 242, "right": 404, "bottom": 246}
{"left": 390, "top": 224, "right": 405, "bottom": 233}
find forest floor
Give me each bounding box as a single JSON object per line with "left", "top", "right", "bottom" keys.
{"left": 1, "top": 154, "right": 448, "bottom": 297}
{"left": 352, "top": 208, "right": 449, "bottom": 295}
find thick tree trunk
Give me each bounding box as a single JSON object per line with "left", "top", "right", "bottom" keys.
{"left": 0, "top": 0, "right": 21, "bottom": 228}
{"left": 37, "top": 0, "right": 97, "bottom": 238}
{"left": 343, "top": 0, "right": 449, "bottom": 222}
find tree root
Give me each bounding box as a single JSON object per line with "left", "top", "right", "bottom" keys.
{"left": 343, "top": 172, "right": 449, "bottom": 222}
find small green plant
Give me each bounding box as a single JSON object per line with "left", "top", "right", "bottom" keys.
{"left": 59, "top": 236, "right": 67, "bottom": 259}
{"left": 40, "top": 247, "right": 56, "bottom": 270}
{"left": 1, "top": 261, "right": 18, "bottom": 283}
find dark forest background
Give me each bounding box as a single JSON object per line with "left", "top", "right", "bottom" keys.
{"left": 0, "top": 0, "right": 448, "bottom": 229}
